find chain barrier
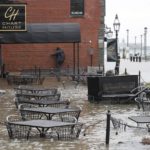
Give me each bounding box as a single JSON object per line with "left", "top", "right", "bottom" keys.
{"left": 82, "top": 119, "right": 104, "bottom": 136}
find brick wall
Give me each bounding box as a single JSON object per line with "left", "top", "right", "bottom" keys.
{"left": 2, "top": 0, "right": 102, "bottom": 72}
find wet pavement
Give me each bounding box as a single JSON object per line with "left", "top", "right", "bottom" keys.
{"left": 0, "top": 77, "right": 150, "bottom": 150}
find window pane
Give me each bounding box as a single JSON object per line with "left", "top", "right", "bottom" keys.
{"left": 70, "top": 0, "right": 84, "bottom": 16}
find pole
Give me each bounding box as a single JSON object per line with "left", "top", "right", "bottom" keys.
{"left": 77, "top": 43, "right": 80, "bottom": 81}
{"left": 141, "top": 35, "right": 143, "bottom": 57}
{"left": 144, "top": 27, "right": 147, "bottom": 61}
{"left": 106, "top": 110, "right": 111, "bottom": 145}
{"left": 126, "top": 29, "right": 129, "bottom": 47}
{"left": 0, "top": 44, "right": 2, "bottom": 77}
{"left": 115, "top": 31, "right": 119, "bottom": 75}
{"left": 139, "top": 70, "right": 141, "bottom": 86}
{"left": 134, "top": 36, "right": 136, "bottom": 56}
{"left": 90, "top": 55, "right": 93, "bottom": 66}
{"left": 73, "top": 43, "right": 76, "bottom": 80}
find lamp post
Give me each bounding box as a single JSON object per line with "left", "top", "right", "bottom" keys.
{"left": 134, "top": 36, "right": 137, "bottom": 55}
{"left": 113, "top": 14, "right": 120, "bottom": 75}
{"left": 144, "top": 27, "right": 147, "bottom": 61}
{"left": 126, "top": 29, "right": 129, "bottom": 47}
{"left": 140, "top": 34, "right": 143, "bottom": 57}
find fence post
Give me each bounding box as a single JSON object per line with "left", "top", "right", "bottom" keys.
{"left": 34, "top": 65, "right": 37, "bottom": 76}
{"left": 106, "top": 110, "right": 111, "bottom": 145}
{"left": 139, "top": 71, "right": 141, "bottom": 86}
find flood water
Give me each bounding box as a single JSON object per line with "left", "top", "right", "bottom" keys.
{"left": 0, "top": 77, "right": 150, "bottom": 150}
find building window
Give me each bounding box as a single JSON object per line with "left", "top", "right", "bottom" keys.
{"left": 70, "top": 0, "right": 84, "bottom": 16}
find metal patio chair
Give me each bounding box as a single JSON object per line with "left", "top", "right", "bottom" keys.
{"left": 135, "top": 92, "right": 150, "bottom": 112}
{"left": 5, "top": 115, "right": 31, "bottom": 139}
{"left": 50, "top": 123, "right": 83, "bottom": 140}
{"left": 18, "top": 104, "right": 47, "bottom": 121}
{"left": 14, "top": 96, "right": 70, "bottom": 109}
{"left": 52, "top": 106, "right": 82, "bottom": 123}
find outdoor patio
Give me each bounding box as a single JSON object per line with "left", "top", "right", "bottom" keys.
{"left": 0, "top": 77, "right": 150, "bottom": 150}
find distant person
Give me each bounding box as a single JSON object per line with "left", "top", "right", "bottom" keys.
{"left": 52, "top": 47, "right": 65, "bottom": 68}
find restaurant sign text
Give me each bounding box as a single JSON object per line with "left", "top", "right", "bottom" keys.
{"left": 0, "top": 4, "right": 26, "bottom": 31}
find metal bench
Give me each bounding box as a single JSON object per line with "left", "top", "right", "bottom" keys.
{"left": 102, "top": 86, "right": 148, "bottom": 102}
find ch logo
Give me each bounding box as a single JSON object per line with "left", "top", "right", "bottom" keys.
{"left": 4, "top": 7, "right": 19, "bottom": 21}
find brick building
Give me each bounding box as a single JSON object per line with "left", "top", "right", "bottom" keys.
{"left": 0, "top": 0, "right": 105, "bottom": 72}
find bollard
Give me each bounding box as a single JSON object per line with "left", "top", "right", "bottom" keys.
{"left": 125, "top": 68, "right": 127, "bottom": 75}
{"left": 106, "top": 110, "right": 111, "bottom": 145}
{"left": 139, "top": 56, "right": 141, "bottom": 62}
{"left": 139, "top": 71, "right": 141, "bottom": 86}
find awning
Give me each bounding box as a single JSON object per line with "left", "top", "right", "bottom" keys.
{"left": 0, "top": 23, "right": 81, "bottom": 44}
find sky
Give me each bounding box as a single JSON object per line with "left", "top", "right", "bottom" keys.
{"left": 105, "top": 0, "right": 150, "bottom": 46}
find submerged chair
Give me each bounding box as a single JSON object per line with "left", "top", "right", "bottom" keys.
{"left": 18, "top": 104, "right": 47, "bottom": 121}
{"left": 52, "top": 106, "right": 82, "bottom": 123}
{"left": 135, "top": 92, "right": 150, "bottom": 112}
{"left": 5, "top": 115, "right": 31, "bottom": 139}
{"left": 14, "top": 96, "right": 70, "bottom": 109}
{"left": 50, "top": 123, "right": 83, "bottom": 140}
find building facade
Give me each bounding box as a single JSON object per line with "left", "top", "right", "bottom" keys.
{"left": 0, "top": 0, "right": 105, "bottom": 72}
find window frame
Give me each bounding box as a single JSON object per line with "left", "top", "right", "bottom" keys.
{"left": 70, "top": 0, "right": 84, "bottom": 17}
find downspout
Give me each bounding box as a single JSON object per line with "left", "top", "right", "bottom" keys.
{"left": 98, "top": 0, "right": 105, "bottom": 74}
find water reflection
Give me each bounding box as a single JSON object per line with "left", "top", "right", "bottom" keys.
{"left": 0, "top": 79, "right": 150, "bottom": 150}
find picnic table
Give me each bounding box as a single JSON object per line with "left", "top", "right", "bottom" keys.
{"left": 19, "top": 106, "right": 81, "bottom": 121}
{"left": 6, "top": 119, "right": 83, "bottom": 139}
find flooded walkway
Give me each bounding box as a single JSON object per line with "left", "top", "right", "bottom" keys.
{"left": 0, "top": 77, "right": 150, "bottom": 150}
